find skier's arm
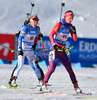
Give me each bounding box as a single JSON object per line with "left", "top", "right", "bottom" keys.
{"left": 34, "top": 26, "right": 41, "bottom": 44}
{"left": 49, "top": 21, "right": 62, "bottom": 45}
{"left": 34, "top": 37, "right": 38, "bottom": 44}
{"left": 18, "top": 25, "right": 28, "bottom": 51}
{"left": 32, "top": 26, "right": 40, "bottom": 50}
{"left": 70, "top": 25, "right": 77, "bottom": 41}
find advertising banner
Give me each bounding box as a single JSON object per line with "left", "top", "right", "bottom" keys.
{"left": 1, "top": 34, "right": 96, "bottom": 64}
{"left": 0, "top": 34, "right": 15, "bottom": 60}
{"left": 36, "top": 36, "right": 97, "bottom": 64}
{"left": 67, "top": 38, "right": 97, "bottom": 64}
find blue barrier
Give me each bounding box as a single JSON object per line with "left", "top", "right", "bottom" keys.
{"left": 11, "top": 59, "right": 18, "bottom": 65}
{"left": 39, "top": 60, "right": 47, "bottom": 66}
{"left": 11, "top": 58, "right": 29, "bottom": 65}
{"left": 0, "top": 59, "right": 11, "bottom": 64}
{"left": 1, "top": 36, "right": 96, "bottom": 67}
{"left": 36, "top": 37, "right": 97, "bottom": 65}
{"left": 73, "top": 62, "right": 95, "bottom": 68}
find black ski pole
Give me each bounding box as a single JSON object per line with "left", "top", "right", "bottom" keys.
{"left": 25, "top": 12, "right": 30, "bottom": 19}
{"left": 30, "top": 3, "right": 35, "bottom": 18}
{"left": 60, "top": 3, "right": 65, "bottom": 21}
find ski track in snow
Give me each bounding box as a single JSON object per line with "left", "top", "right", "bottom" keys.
{"left": 0, "top": 64, "right": 97, "bottom": 100}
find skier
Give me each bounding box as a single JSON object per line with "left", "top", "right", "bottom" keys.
{"left": 41, "top": 10, "right": 82, "bottom": 94}
{"left": 8, "top": 15, "right": 44, "bottom": 87}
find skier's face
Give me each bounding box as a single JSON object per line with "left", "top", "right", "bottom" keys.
{"left": 65, "top": 16, "right": 74, "bottom": 24}
{"left": 30, "top": 19, "right": 38, "bottom": 27}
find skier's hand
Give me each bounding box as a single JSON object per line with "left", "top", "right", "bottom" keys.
{"left": 38, "top": 33, "right": 43, "bottom": 40}
{"left": 71, "top": 26, "right": 76, "bottom": 34}
{"left": 35, "top": 56, "right": 41, "bottom": 64}
{"left": 32, "top": 43, "right": 37, "bottom": 50}
{"left": 18, "top": 51, "right": 23, "bottom": 56}
{"left": 53, "top": 45, "right": 58, "bottom": 51}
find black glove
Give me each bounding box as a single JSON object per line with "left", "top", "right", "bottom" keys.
{"left": 32, "top": 43, "right": 37, "bottom": 50}
{"left": 71, "top": 26, "right": 76, "bottom": 34}
{"left": 53, "top": 45, "right": 58, "bottom": 51}
{"left": 35, "top": 56, "right": 41, "bottom": 64}
{"left": 18, "top": 51, "right": 23, "bottom": 56}
{"left": 38, "top": 34, "right": 43, "bottom": 40}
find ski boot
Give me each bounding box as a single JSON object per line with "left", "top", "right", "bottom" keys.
{"left": 41, "top": 82, "right": 51, "bottom": 92}
{"left": 73, "top": 82, "right": 82, "bottom": 94}
{"left": 8, "top": 76, "right": 17, "bottom": 87}
{"left": 38, "top": 77, "right": 44, "bottom": 91}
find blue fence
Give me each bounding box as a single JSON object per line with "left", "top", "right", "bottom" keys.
{"left": 36, "top": 36, "right": 97, "bottom": 64}
{"left": 1, "top": 36, "right": 97, "bottom": 66}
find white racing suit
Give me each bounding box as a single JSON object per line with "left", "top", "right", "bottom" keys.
{"left": 9, "top": 24, "right": 44, "bottom": 85}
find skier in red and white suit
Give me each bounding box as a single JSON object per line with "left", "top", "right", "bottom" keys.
{"left": 42, "top": 10, "right": 82, "bottom": 94}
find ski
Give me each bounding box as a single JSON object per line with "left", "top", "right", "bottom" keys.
{"left": 53, "top": 92, "right": 92, "bottom": 96}
{"left": 25, "top": 91, "right": 52, "bottom": 95}
{"left": 25, "top": 91, "right": 92, "bottom": 95}
{"left": 0, "top": 85, "right": 37, "bottom": 89}
{"left": 72, "top": 92, "right": 92, "bottom": 96}
{"left": 36, "top": 84, "right": 52, "bottom": 87}
{"left": 0, "top": 83, "right": 52, "bottom": 90}
{"left": 7, "top": 86, "right": 37, "bottom": 89}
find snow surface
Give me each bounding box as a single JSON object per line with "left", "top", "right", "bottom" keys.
{"left": 0, "top": 0, "right": 97, "bottom": 38}
{"left": 0, "top": 64, "right": 97, "bottom": 100}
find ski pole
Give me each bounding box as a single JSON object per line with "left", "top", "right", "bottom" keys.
{"left": 60, "top": 3, "right": 65, "bottom": 21}
{"left": 0, "top": 44, "right": 40, "bottom": 63}
{"left": 22, "top": 46, "right": 74, "bottom": 55}
{"left": 25, "top": 12, "right": 30, "bottom": 19}
{"left": 38, "top": 23, "right": 49, "bottom": 69}
{"left": 24, "top": 3, "right": 35, "bottom": 24}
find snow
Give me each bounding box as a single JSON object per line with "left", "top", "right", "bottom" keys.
{"left": 0, "top": 0, "right": 97, "bottom": 99}
{"left": 0, "top": 64, "right": 97, "bottom": 100}
{"left": 0, "top": 0, "right": 97, "bottom": 38}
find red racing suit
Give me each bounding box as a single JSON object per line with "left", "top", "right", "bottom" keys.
{"left": 43, "top": 19, "right": 78, "bottom": 84}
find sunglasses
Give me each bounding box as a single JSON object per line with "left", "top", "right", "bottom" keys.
{"left": 33, "top": 17, "right": 39, "bottom": 21}
{"left": 65, "top": 12, "right": 75, "bottom": 17}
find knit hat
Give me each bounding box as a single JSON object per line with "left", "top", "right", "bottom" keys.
{"left": 65, "top": 10, "right": 75, "bottom": 18}
{"left": 30, "top": 15, "right": 39, "bottom": 21}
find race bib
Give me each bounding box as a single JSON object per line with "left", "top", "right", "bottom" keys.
{"left": 28, "top": 36, "right": 35, "bottom": 40}
{"left": 49, "top": 51, "right": 55, "bottom": 61}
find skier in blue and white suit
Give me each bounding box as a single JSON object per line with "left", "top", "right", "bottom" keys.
{"left": 8, "top": 15, "right": 44, "bottom": 87}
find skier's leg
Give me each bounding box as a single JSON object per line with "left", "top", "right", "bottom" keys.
{"left": 26, "top": 51, "right": 44, "bottom": 83}
{"left": 37, "top": 64, "right": 44, "bottom": 80}
{"left": 8, "top": 63, "right": 18, "bottom": 86}
{"left": 8, "top": 55, "right": 25, "bottom": 86}
{"left": 59, "top": 52, "right": 82, "bottom": 94}
{"left": 41, "top": 51, "right": 57, "bottom": 92}
{"left": 44, "top": 51, "right": 57, "bottom": 83}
